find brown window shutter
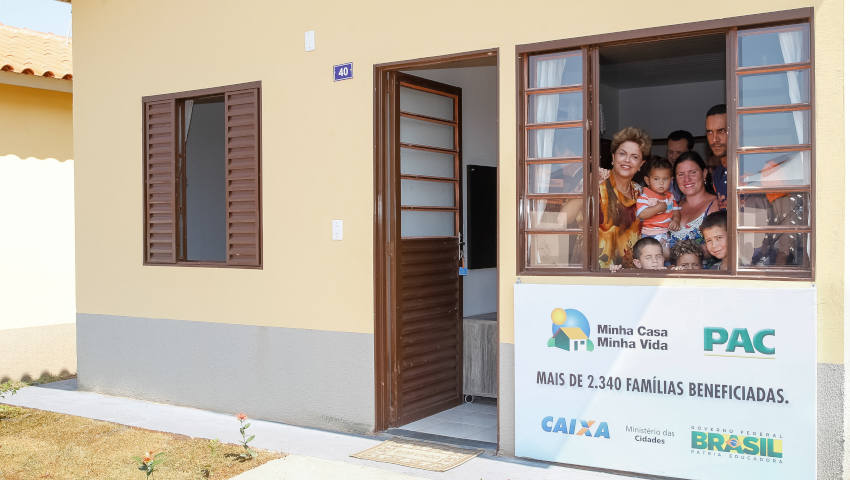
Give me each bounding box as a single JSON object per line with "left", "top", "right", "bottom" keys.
{"left": 224, "top": 88, "right": 261, "bottom": 266}
{"left": 144, "top": 99, "right": 177, "bottom": 264}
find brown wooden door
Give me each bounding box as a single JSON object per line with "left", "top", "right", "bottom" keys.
{"left": 391, "top": 72, "right": 463, "bottom": 427}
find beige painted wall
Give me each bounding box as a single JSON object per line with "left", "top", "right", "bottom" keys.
{"left": 72, "top": 0, "right": 842, "bottom": 363}
{"left": 0, "top": 83, "right": 73, "bottom": 161}
{"left": 0, "top": 81, "right": 76, "bottom": 380}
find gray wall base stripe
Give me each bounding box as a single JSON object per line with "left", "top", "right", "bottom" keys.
{"left": 498, "top": 343, "right": 515, "bottom": 456}
{"left": 76, "top": 313, "right": 375, "bottom": 434}
{"left": 79, "top": 317, "right": 843, "bottom": 474}
{"left": 818, "top": 362, "right": 844, "bottom": 479}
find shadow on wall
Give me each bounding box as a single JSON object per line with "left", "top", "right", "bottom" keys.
{"left": 0, "top": 150, "right": 73, "bottom": 166}
{"left": 0, "top": 154, "right": 73, "bottom": 164}
{"left": 1, "top": 369, "right": 75, "bottom": 384}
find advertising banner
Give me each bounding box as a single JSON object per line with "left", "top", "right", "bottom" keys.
{"left": 514, "top": 284, "right": 816, "bottom": 479}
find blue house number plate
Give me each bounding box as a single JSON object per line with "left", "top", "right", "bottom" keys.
{"left": 334, "top": 63, "right": 353, "bottom": 81}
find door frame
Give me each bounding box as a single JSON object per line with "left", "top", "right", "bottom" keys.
{"left": 373, "top": 48, "right": 498, "bottom": 432}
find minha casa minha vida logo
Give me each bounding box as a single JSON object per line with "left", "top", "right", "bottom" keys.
{"left": 547, "top": 308, "right": 668, "bottom": 351}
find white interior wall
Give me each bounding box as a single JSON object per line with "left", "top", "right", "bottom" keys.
{"left": 404, "top": 66, "right": 498, "bottom": 316}
{"left": 617, "top": 80, "right": 725, "bottom": 141}
{"left": 185, "top": 101, "right": 226, "bottom": 261}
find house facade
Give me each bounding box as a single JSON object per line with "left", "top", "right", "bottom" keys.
{"left": 1, "top": 24, "right": 75, "bottom": 382}
{"left": 71, "top": 0, "right": 845, "bottom": 478}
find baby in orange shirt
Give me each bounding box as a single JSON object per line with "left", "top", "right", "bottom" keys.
{"left": 636, "top": 157, "right": 682, "bottom": 259}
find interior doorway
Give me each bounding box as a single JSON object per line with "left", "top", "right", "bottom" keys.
{"left": 374, "top": 50, "right": 498, "bottom": 446}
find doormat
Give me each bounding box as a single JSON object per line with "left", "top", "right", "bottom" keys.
{"left": 351, "top": 438, "right": 482, "bottom": 472}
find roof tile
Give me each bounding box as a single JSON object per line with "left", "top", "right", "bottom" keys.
{"left": 0, "top": 23, "right": 72, "bottom": 80}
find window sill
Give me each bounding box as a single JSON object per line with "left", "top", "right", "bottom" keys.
{"left": 143, "top": 261, "right": 262, "bottom": 270}
{"left": 516, "top": 267, "right": 813, "bottom": 282}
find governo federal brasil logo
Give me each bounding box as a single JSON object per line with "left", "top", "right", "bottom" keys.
{"left": 691, "top": 430, "right": 783, "bottom": 459}
{"left": 547, "top": 308, "right": 594, "bottom": 352}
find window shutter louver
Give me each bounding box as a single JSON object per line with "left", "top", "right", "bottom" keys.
{"left": 144, "top": 99, "right": 178, "bottom": 264}
{"left": 224, "top": 88, "right": 261, "bottom": 266}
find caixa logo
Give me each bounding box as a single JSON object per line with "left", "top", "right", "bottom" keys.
{"left": 704, "top": 327, "right": 775, "bottom": 358}
{"left": 541, "top": 417, "right": 610, "bottom": 438}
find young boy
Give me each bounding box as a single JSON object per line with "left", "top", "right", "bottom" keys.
{"left": 608, "top": 237, "right": 666, "bottom": 271}
{"left": 636, "top": 157, "right": 682, "bottom": 258}
{"left": 631, "top": 237, "right": 666, "bottom": 270}
{"left": 699, "top": 211, "right": 728, "bottom": 270}
{"left": 670, "top": 239, "right": 703, "bottom": 270}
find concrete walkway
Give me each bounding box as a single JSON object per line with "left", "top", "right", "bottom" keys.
{"left": 228, "top": 455, "right": 429, "bottom": 479}
{"left": 3, "top": 380, "right": 640, "bottom": 480}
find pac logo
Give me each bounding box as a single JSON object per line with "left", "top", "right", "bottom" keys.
{"left": 691, "top": 430, "right": 782, "bottom": 458}
{"left": 704, "top": 327, "right": 775, "bottom": 356}
{"left": 547, "top": 308, "right": 594, "bottom": 352}
{"left": 541, "top": 416, "right": 610, "bottom": 438}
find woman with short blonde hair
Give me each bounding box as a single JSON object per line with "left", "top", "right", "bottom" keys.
{"left": 598, "top": 127, "right": 651, "bottom": 268}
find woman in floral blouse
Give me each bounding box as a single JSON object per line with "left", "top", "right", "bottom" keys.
{"left": 598, "top": 127, "right": 652, "bottom": 268}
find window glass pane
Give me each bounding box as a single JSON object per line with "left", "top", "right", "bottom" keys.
{"left": 528, "top": 234, "right": 584, "bottom": 267}
{"left": 184, "top": 97, "right": 226, "bottom": 262}
{"left": 528, "top": 92, "right": 582, "bottom": 123}
{"left": 401, "top": 148, "right": 455, "bottom": 178}
{"left": 738, "top": 192, "right": 810, "bottom": 228}
{"left": 738, "top": 23, "right": 810, "bottom": 68}
{"left": 527, "top": 127, "right": 583, "bottom": 159}
{"left": 738, "top": 231, "right": 809, "bottom": 268}
{"left": 528, "top": 163, "right": 583, "bottom": 194}
{"left": 400, "top": 86, "right": 454, "bottom": 121}
{"left": 401, "top": 179, "right": 455, "bottom": 207}
{"left": 526, "top": 198, "right": 584, "bottom": 230}
{"left": 739, "top": 110, "right": 810, "bottom": 147}
{"left": 401, "top": 210, "right": 455, "bottom": 237}
{"left": 739, "top": 151, "right": 810, "bottom": 187}
{"left": 400, "top": 117, "right": 454, "bottom": 150}
{"left": 739, "top": 69, "right": 810, "bottom": 107}
{"left": 528, "top": 52, "right": 582, "bottom": 88}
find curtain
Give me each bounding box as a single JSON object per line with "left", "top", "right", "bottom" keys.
{"left": 778, "top": 30, "right": 805, "bottom": 144}
{"left": 531, "top": 56, "right": 567, "bottom": 264}
{"left": 184, "top": 99, "right": 195, "bottom": 138}
{"left": 533, "top": 57, "right": 567, "bottom": 227}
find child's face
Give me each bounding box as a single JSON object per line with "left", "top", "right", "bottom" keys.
{"left": 703, "top": 226, "right": 728, "bottom": 261}
{"left": 633, "top": 244, "right": 665, "bottom": 270}
{"left": 644, "top": 167, "right": 673, "bottom": 195}
{"left": 675, "top": 253, "right": 701, "bottom": 270}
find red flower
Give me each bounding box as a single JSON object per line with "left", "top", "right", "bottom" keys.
{"left": 143, "top": 451, "right": 154, "bottom": 463}
{"left": 237, "top": 413, "right": 247, "bottom": 421}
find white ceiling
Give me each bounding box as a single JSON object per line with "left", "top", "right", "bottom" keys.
{"left": 600, "top": 34, "right": 726, "bottom": 89}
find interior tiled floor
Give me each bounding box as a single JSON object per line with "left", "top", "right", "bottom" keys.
{"left": 397, "top": 398, "right": 497, "bottom": 444}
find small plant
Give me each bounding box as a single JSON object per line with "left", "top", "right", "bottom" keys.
{"left": 199, "top": 439, "right": 220, "bottom": 478}
{"left": 236, "top": 413, "right": 256, "bottom": 459}
{"left": 0, "top": 380, "right": 23, "bottom": 400}
{"left": 133, "top": 450, "right": 165, "bottom": 478}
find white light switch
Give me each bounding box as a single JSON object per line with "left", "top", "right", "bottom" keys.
{"left": 305, "top": 30, "right": 316, "bottom": 51}
{"left": 332, "top": 219, "right": 343, "bottom": 240}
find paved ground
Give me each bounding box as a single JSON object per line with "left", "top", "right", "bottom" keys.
{"left": 2, "top": 380, "right": 644, "bottom": 480}
{"left": 228, "top": 455, "right": 429, "bottom": 479}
